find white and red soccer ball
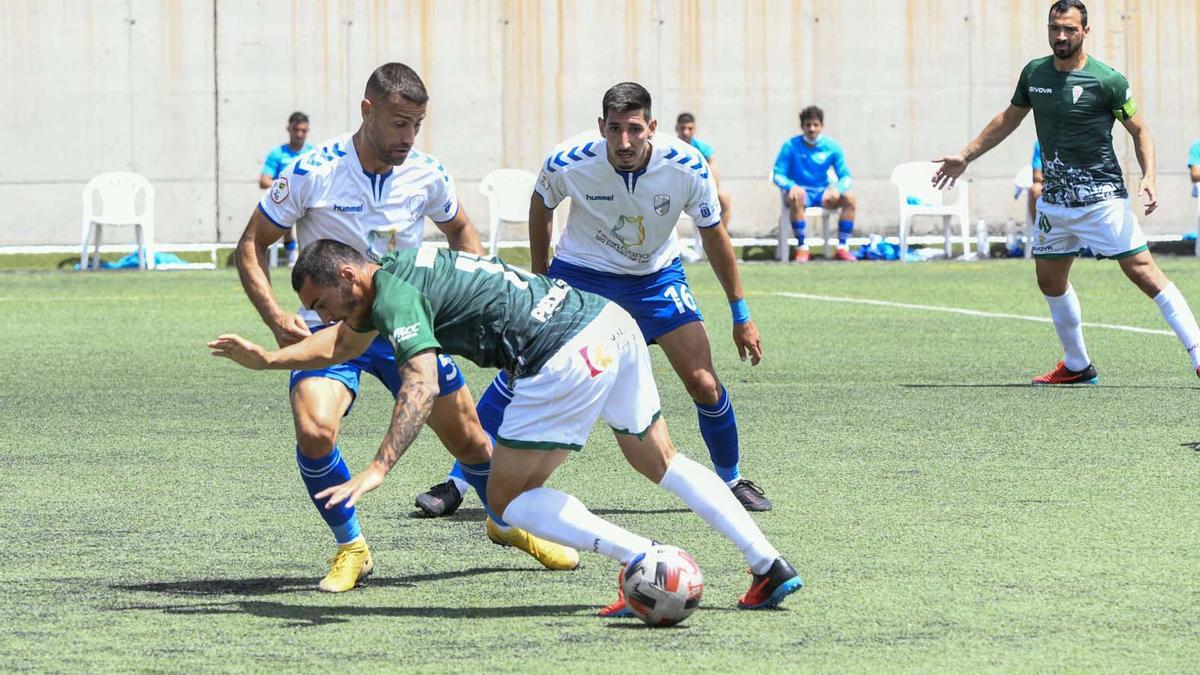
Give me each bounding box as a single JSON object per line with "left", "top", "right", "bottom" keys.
{"left": 621, "top": 545, "right": 704, "bottom": 626}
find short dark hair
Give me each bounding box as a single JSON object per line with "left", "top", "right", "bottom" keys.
{"left": 799, "top": 106, "right": 824, "bottom": 124}
{"left": 292, "top": 239, "right": 367, "bottom": 292}
{"left": 287, "top": 111, "right": 308, "bottom": 126}
{"left": 676, "top": 112, "right": 695, "bottom": 126}
{"left": 1049, "top": 0, "right": 1087, "bottom": 27}
{"left": 601, "top": 82, "right": 652, "bottom": 121}
{"left": 364, "top": 62, "right": 429, "bottom": 104}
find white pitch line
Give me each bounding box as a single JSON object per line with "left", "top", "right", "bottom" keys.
{"left": 773, "top": 292, "right": 1173, "bottom": 336}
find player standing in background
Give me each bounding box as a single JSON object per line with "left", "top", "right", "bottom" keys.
{"left": 772, "top": 106, "right": 858, "bottom": 262}
{"left": 259, "top": 111, "right": 313, "bottom": 267}
{"left": 210, "top": 240, "right": 804, "bottom": 614}
{"left": 236, "top": 63, "right": 578, "bottom": 593}
{"left": 933, "top": 0, "right": 1200, "bottom": 383}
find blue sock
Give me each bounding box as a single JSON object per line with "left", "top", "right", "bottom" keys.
{"left": 284, "top": 239, "right": 297, "bottom": 251}
{"left": 459, "top": 460, "right": 508, "bottom": 527}
{"left": 791, "top": 220, "right": 806, "bottom": 246}
{"left": 838, "top": 219, "right": 854, "bottom": 246}
{"left": 296, "top": 446, "right": 361, "bottom": 544}
{"left": 695, "top": 387, "right": 741, "bottom": 483}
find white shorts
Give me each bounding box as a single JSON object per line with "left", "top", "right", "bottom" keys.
{"left": 497, "top": 303, "right": 662, "bottom": 451}
{"left": 1032, "top": 197, "right": 1147, "bottom": 259}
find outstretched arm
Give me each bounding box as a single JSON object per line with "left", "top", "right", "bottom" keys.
{"left": 314, "top": 350, "right": 441, "bottom": 508}
{"left": 235, "top": 208, "right": 311, "bottom": 347}
{"left": 932, "top": 105, "right": 1030, "bottom": 189}
{"left": 208, "top": 321, "right": 375, "bottom": 371}
{"left": 1120, "top": 114, "right": 1158, "bottom": 215}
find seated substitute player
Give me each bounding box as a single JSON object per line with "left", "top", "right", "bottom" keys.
{"left": 772, "top": 106, "right": 858, "bottom": 262}
{"left": 237, "top": 62, "right": 577, "bottom": 593}
{"left": 258, "top": 111, "right": 314, "bottom": 267}
{"left": 209, "top": 240, "right": 805, "bottom": 613}
{"left": 1028, "top": 140, "right": 1044, "bottom": 224}
{"left": 675, "top": 112, "right": 732, "bottom": 234}
{"left": 421, "top": 83, "right": 773, "bottom": 514}
{"left": 1189, "top": 138, "right": 1200, "bottom": 198}
{"left": 933, "top": 0, "right": 1200, "bottom": 383}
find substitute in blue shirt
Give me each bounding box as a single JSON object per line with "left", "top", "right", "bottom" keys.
{"left": 675, "top": 112, "right": 731, "bottom": 249}
{"left": 771, "top": 106, "right": 857, "bottom": 262}
{"left": 259, "top": 111, "right": 314, "bottom": 266}
{"left": 1189, "top": 139, "right": 1200, "bottom": 198}
{"left": 1029, "top": 140, "right": 1044, "bottom": 222}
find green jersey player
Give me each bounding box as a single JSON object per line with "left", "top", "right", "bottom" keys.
{"left": 209, "top": 240, "right": 803, "bottom": 614}
{"left": 932, "top": 0, "right": 1200, "bottom": 383}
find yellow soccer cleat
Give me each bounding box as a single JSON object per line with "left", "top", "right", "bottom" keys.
{"left": 486, "top": 518, "right": 580, "bottom": 571}
{"left": 318, "top": 538, "right": 375, "bottom": 593}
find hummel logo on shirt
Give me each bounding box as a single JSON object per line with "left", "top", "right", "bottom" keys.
{"left": 585, "top": 194, "right": 614, "bottom": 201}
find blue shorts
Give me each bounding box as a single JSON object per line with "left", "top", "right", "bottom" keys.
{"left": 547, "top": 257, "right": 704, "bottom": 343}
{"left": 782, "top": 187, "right": 826, "bottom": 209}
{"left": 289, "top": 333, "right": 466, "bottom": 416}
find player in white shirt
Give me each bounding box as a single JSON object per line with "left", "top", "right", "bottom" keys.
{"left": 432, "top": 82, "right": 773, "bottom": 513}
{"left": 234, "top": 62, "right": 578, "bottom": 593}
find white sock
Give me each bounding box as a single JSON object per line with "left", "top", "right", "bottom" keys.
{"left": 502, "top": 487, "right": 651, "bottom": 564}
{"left": 1045, "top": 287, "right": 1090, "bottom": 371}
{"left": 449, "top": 476, "right": 471, "bottom": 497}
{"left": 658, "top": 453, "right": 779, "bottom": 575}
{"left": 1153, "top": 283, "right": 1200, "bottom": 369}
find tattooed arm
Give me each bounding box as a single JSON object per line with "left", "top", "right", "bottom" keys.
{"left": 314, "top": 350, "right": 441, "bottom": 509}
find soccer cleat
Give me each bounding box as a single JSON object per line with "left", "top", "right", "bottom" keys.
{"left": 738, "top": 557, "right": 804, "bottom": 609}
{"left": 414, "top": 480, "right": 464, "bottom": 517}
{"left": 598, "top": 564, "right": 633, "bottom": 618}
{"left": 1031, "top": 360, "right": 1099, "bottom": 385}
{"left": 318, "top": 538, "right": 374, "bottom": 593}
{"left": 833, "top": 247, "right": 856, "bottom": 262}
{"left": 731, "top": 479, "right": 773, "bottom": 512}
{"left": 486, "top": 518, "right": 580, "bottom": 571}
{"left": 792, "top": 247, "right": 811, "bottom": 263}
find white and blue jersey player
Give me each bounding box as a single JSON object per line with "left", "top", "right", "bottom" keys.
{"left": 463, "top": 82, "right": 772, "bottom": 511}
{"left": 236, "top": 62, "right": 577, "bottom": 592}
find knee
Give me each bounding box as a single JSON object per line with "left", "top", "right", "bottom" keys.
{"left": 682, "top": 371, "right": 721, "bottom": 405}
{"left": 1036, "top": 277, "right": 1067, "bottom": 297}
{"left": 294, "top": 415, "right": 340, "bottom": 458}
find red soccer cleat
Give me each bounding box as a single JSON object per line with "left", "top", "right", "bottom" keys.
{"left": 792, "top": 248, "right": 811, "bottom": 263}
{"left": 833, "top": 247, "right": 856, "bottom": 261}
{"left": 1031, "top": 360, "right": 1098, "bottom": 385}
{"left": 598, "top": 564, "right": 632, "bottom": 618}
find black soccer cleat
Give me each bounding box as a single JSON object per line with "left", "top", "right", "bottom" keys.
{"left": 414, "top": 480, "right": 463, "bottom": 517}
{"left": 730, "top": 479, "right": 773, "bottom": 512}
{"left": 738, "top": 557, "right": 803, "bottom": 609}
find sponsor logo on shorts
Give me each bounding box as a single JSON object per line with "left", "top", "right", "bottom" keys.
{"left": 1038, "top": 213, "right": 1052, "bottom": 233}
{"left": 653, "top": 194, "right": 670, "bottom": 216}
{"left": 579, "top": 344, "right": 613, "bottom": 377}
{"left": 270, "top": 177, "right": 289, "bottom": 203}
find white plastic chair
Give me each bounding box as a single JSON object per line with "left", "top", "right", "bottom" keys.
{"left": 1009, "top": 164, "right": 1035, "bottom": 259}
{"left": 776, "top": 202, "right": 837, "bottom": 261}
{"left": 890, "top": 161, "right": 971, "bottom": 262}
{"left": 80, "top": 171, "right": 156, "bottom": 270}
{"left": 479, "top": 169, "right": 539, "bottom": 257}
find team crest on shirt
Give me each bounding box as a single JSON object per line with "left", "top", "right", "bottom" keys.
{"left": 610, "top": 215, "right": 646, "bottom": 248}
{"left": 270, "top": 177, "right": 289, "bottom": 203}
{"left": 653, "top": 194, "right": 670, "bottom": 216}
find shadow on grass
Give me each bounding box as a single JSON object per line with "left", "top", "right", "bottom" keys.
{"left": 410, "top": 506, "right": 691, "bottom": 520}
{"left": 113, "top": 566, "right": 529, "bottom": 597}
{"left": 112, "top": 599, "right": 596, "bottom": 626}
{"left": 902, "top": 383, "right": 1200, "bottom": 390}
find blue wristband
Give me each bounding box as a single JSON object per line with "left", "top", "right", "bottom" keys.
{"left": 730, "top": 298, "right": 751, "bottom": 325}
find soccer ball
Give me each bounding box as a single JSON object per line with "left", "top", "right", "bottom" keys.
{"left": 621, "top": 545, "right": 704, "bottom": 626}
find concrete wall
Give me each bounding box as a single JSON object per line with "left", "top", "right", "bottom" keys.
{"left": 3, "top": 0, "right": 1198, "bottom": 246}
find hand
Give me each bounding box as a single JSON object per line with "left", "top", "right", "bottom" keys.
{"left": 931, "top": 155, "right": 968, "bottom": 189}
{"left": 1138, "top": 177, "right": 1158, "bottom": 215}
{"left": 208, "top": 334, "right": 271, "bottom": 370}
{"left": 786, "top": 186, "right": 805, "bottom": 207}
{"left": 733, "top": 320, "right": 763, "bottom": 366}
{"left": 314, "top": 462, "right": 388, "bottom": 510}
{"left": 272, "top": 314, "right": 311, "bottom": 347}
